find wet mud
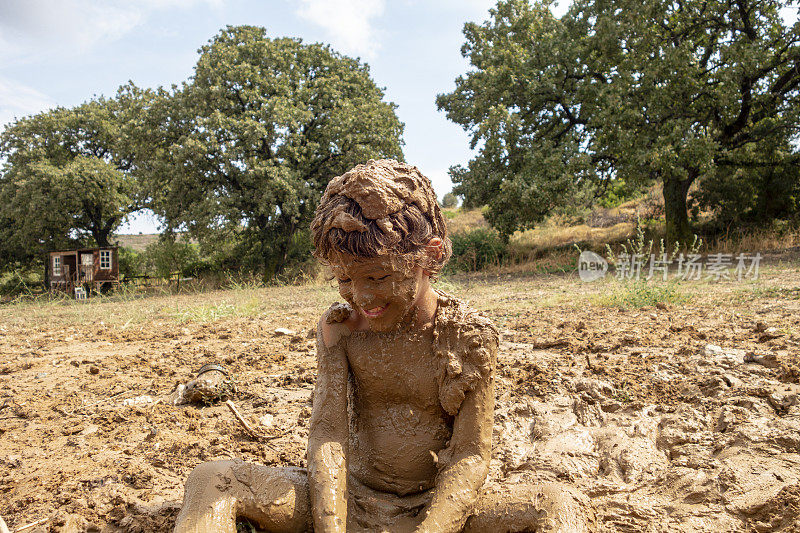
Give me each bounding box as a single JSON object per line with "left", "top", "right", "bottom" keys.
{"left": 1, "top": 270, "right": 799, "bottom": 531}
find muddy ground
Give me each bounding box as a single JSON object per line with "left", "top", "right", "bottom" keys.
{"left": 1, "top": 263, "right": 799, "bottom": 532}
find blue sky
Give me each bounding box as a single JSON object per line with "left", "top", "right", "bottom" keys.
{"left": 2, "top": 1, "right": 795, "bottom": 234}
{"left": 0, "top": 0, "right": 568, "bottom": 234}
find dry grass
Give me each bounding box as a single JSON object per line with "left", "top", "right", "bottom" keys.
{"left": 0, "top": 282, "right": 340, "bottom": 330}
{"left": 510, "top": 222, "right": 635, "bottom": 254}
{"left": 444, "top": 208, "right": 490, "bottom": 234}
{"left": 703, "top": 226, "right": 800, "bottom": 254}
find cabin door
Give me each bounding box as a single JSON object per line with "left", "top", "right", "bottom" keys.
{"left": 80, "top": 254, "right": 94, "bottom": 282}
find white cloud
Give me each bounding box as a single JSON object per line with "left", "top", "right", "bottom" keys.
{"left": 296, "top": 0, "right": 385, "bottom": 59}
{"left": 0, "top": 0, "right": 223, "bottom": 60}
{"left": 0, "top": 77, "right": 57, "bottom": 129}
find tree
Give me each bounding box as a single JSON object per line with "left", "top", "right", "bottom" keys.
{"left": 438, "top": 0, "right": 800, "bottom": 243}
{"left": 0, "top": 98, "right": 145, "bottom": 264}
{"left": 442, "top": 192, "right": 459, "bottom": 208}
{"left": 152, "top": 25, "right": 404, "bottom": 276}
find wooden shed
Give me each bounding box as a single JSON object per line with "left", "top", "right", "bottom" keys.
{"left": 47, "top": 247, "right": 119, "bottom": 296}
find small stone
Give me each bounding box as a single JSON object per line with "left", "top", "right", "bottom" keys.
{"left": 260, "top": 414, "right": 274, "bottom": 428}
{"left": 274, "top": 328, "right": 296, "bottom": 336}
{"left": 122, "top": 395, "right": 154, "bottom": 407}
{"left": 88, "top": 366, "right": 100, "bottom": 375}
{"left": 80, "top": 424, "right": 100, "bottom": 436}
{"left": 744, "top": 351, "right": 780, "bottom": 368}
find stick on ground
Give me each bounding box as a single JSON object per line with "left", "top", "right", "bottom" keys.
{"left": 225, "top": 400, "right": 264, "bottom": 440}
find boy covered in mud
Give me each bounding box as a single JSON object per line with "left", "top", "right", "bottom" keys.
{"left": 174, "top": 160, "right": 589, "bottom": 532}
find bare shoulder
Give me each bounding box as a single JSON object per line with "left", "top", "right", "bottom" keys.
{"left": 318, "top": 302, "right": 356, "bottom": 348}
{"left": 433, "top": 290, "right": 499, "bottom": 415}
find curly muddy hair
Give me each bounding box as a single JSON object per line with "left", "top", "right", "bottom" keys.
{"left": 311, "top": 160, "right": 452, "bottom": 277}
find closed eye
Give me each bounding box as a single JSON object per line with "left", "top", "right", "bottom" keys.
{"left": 370, "top": 275, "right": 391, "bottom": 281}
{"left": 338, "top": 278, "right": 351, "bottom": 283}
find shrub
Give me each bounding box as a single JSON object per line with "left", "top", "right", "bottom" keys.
{"left": 118, "top": 247, "right": 145, "bottom": 278}
{"left": 143, "top": 239, "right": 200, "bottom": 278}
{"left": 447, "top": 228, "right": 508, "bottom": 272}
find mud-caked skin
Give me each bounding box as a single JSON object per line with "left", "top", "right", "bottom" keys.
{"left": 173, "top": 293, "right": 593, "bottom": 533}
{"left": 173, "top": 159, "right": 592, "bottom": 532}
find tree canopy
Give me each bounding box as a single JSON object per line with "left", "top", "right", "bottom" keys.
{"left": 0, "top": 97, "right": 145, "bottom": 264}
{"left": 438, "top": 0, "right": 800, "bottom": 242}
{"left": 151, "top": 25, "right": 404, "bottom": 276}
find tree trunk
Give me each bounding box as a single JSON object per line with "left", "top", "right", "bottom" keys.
{"left": 662, "top": 174, "right": 694, "bottom": 246}
{"left": 92, "top": 227, "right": 111, "bottom": 247}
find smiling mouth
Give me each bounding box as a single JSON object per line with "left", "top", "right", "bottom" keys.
{"left": 362, "top": 305, "right": 387, "bottom": 318}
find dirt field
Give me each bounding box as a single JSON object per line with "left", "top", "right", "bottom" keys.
{"left": 1, "top": 261, "right": 799, "bottom": 532}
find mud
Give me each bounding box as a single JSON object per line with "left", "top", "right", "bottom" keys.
{"left": 1, "top": 269, "right": 800, "bottom": 531}
{"left": 318, "top": 159, "right": 442, "bottom": 233}
{"left": 311, "top": 159, "right": 452, "bottom": 275}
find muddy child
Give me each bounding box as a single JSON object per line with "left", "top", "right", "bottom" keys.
{"left": 174, "top": 159, "right": 591, "bottom": 532}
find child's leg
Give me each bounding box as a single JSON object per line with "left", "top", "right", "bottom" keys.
{"left": 464, "top": 482, "right": 593, "bottom": 533}
{"left": 174, "top": 460, "right": 312, "bottom": 533}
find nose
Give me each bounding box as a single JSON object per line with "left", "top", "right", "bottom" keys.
{"left": 352, "top": 282, "right": 376, "bottom": 309}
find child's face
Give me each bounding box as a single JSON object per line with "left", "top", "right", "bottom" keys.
{"left": 331, "top": 253, "right": 425, "bottom": 332}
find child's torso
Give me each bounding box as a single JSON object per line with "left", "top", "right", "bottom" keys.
{"left": 343, "top": 325, "right": 453, "bottom": 496}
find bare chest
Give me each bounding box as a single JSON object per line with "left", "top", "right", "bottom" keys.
{"left": 345, "top": 329, "right": 441, "bottom": 408}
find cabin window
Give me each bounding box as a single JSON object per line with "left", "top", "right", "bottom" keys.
{"left": 52, "top": 256, "right": 62, "bottom": 276}
{"left": 100, "top": 250, "right": 111, "bottom": 270}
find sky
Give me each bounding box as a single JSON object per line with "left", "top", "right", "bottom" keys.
{"left": 0, "top": 0, "right": 568, "bottom": 234}
{"left": 2, "top": 1, "right": 795, "bottom": 234}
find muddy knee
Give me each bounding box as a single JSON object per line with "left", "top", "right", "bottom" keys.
{"left": 179, "top": 461, "right": 311, "bottom": 533}
{"left": 466, "top": 482, "right": 594, "bottom": 533}
{"left": 183, "top": 460, "right": 237, "bottom": 498}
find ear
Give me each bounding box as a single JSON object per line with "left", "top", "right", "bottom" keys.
{"left": 426, "top": 237, "right": 443, "bottom": 261}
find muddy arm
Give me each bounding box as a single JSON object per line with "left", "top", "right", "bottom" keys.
{"left": 308, "top": 317, "right": 350, "bottom": 532}
{"left": 415, "top": 374, "right": 494, "bottom": 533}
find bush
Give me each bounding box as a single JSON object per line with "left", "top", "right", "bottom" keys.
{"left": 118, "top": 247, "right": 145, "bottom": 279}
{"left": 447, "top": 228, "right": 508, "bottom": 272}
{"left": 143, "top": 239, "right": 200, "bottom": 278}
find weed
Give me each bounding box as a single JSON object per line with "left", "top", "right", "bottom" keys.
{"left": 746, "top": 285, "right": 800, "bottom": 300}
{"left": 597, "top": 281, "right": 688, "bottom": 309}
{"left": 167, "top": 297, "right": 262, "bottom": 323}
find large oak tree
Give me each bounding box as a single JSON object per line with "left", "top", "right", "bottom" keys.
{"left": 0, "top": 97, "right": 146, "bottom": 264}
{"left": 438, "top": 0, "right": 800, "bottom": 243}
{"left": 153, "top": 25, "right": 404, "bottom": 276}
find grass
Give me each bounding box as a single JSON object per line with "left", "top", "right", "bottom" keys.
{"left": 166, "top": 299, "right": 261, "bottom": 323}
{"left": 595, "top": 280, "right": 689, "bottom": 309}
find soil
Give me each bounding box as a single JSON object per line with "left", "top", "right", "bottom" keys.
{"left": 1, "top": 265, "right": 799, "bottom": 532}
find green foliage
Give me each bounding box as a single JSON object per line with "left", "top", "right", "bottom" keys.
{"left": 149, "top": 25, "right": 404, "bottom": 278}
{"left": 447, "top": 228, "right": 508, "bottom": 272}
{"left": 598, "top": 282, "right": 688, "bottom": 309}
{"left": 0, "top": 96, "right": 149, "bottom": 266}
{"left": 442, "top": 192, "right": 459, "bottom": 208}
{"left": 438, "top": 0, "right": 800, "bottom": 243}
{"left": 694, "top": 140, "right": 800, "bottom": 226}
{"left": 118, "top": 247, "right": 145, "bottom": 279}
{"left": 597, "top": 179, "right": 641, "bottom": 209}
{"left": 0, "top": 267, "right": 43, "bottom": 296}
{"left": 143, "top": 238, "right": 200, "bottom": 278}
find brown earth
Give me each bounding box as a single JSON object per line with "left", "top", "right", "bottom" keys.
{"left": 1, "top": 263, "right": 799, "bottom": 532}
